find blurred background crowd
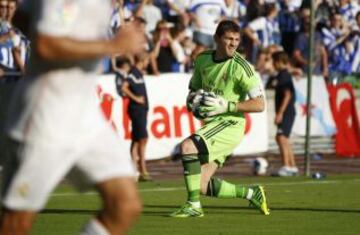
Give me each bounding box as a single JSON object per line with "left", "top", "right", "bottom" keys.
{"left": 0, "top": 0, "right": 29, "bottom": 83}
{"left": 106, "top": 0, "right": 360, "bottom": 89}
{"left": 1, "top": 0, "right": 360, "bottom": 88}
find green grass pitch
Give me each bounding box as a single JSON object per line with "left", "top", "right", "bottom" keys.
{"left": 31, "top": 175, "right": 360, "bottom": 235}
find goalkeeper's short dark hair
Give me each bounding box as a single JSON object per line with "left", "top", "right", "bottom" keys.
{"left": 215, "top": 20, "right": 241, "bottom": 38}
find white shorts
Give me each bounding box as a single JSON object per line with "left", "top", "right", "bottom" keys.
{"left": 2, "top": 68, "right": 135, "bottom": 211}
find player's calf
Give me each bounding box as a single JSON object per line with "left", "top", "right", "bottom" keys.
{"left": 0, "top": 210, "right": 36, "bottom": 235}
{"left": 97, "top": 178, "right": 142, "bottom": 234}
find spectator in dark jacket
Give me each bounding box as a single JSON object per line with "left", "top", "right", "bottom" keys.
{"left": 122, "top": 52, "right": 152, "bottom": 181}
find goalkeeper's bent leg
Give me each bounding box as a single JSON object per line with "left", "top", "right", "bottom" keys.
{"left": 181, "top": 154, "right": 201, "bottom": 203}
{"left": 205, "top": 178, "right": 251, "bottom": 199}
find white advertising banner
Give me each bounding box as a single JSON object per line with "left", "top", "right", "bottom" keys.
{"left": 292, "top": 76, "right": 336, "bottom": 136}
{"left": 97, "top": 73, "right": 269, "bottom": 160}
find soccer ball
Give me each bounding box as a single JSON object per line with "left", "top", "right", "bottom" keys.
{"left": 253, "top": 157, "right": 269, "bottom": 176}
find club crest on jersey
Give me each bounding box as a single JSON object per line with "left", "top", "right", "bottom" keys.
{"left": 55, "top": 0, "right": 79, "bottom": 25}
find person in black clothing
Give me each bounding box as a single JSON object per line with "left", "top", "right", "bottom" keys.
{"left": 113, "top": 56, "right": 132, "bottom": 97}
{"left": 150, "top": 20, "right": 180, "bottom": 74}
{"left": 121, "top": 52, "right": 152, "bottom": 181}
{"left": 272, "top": 51, "right": 298, "bottom": 177}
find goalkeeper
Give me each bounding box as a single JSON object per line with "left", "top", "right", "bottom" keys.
{"left": 170, "top": 20, "right": 269, "bottom": 218}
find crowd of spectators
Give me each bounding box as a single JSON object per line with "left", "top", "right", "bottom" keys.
{"left": 0, "top": 0, "right": 29, "bottom": 83}
{"left": 108, "top": 0, "right": 360, "bottom": 87}
{"left": 1, "top": 0, "right": 360, "bottom": 87}
{"left": 0, "top": 0, "right": 30, "bottom": 82}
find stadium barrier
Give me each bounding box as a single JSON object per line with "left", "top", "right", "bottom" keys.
{"left": 97, "top": 73, "right": 269, "bottom": 160}
{"left": 1, "top": 74, "right": 358, "bottom": 161}
{"left": 266, "top": 76, "right": 337, "bottom": 155}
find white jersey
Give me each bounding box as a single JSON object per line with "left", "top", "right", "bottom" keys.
{"left": 7, "top": 0, "right": 112, "bottom": 144}
{"left": 7, "top": 0, "right": 112, "bottom": 143}
{"left": 28, "top": 0, "right": 111, "bottom": 75}
{"left": 3, "top": 0, "right": 135, "bottom": 211}
{"left": 168, "top": 0, "right": 191, "bottom": 16}
{"left": 224, "top": 0, "right": 240, "bottom": 20}
{"left": 110, "top": 5, "right": 133, "bottom": 35}
{"left": 339, "top": 2, "right": 360, "bottom": 28}
{"left": 351, "top": 37, "right": 360, "bottom": 73}
{"left": 189, "top": 0, "right": 226, "bottom": 35}
{"left": 0, "top": 21, "right": 14, "bottom": 69}
{"left": 141, "top": 4, "right": 162, "bottom": 35}
{"left": 248, "top": 16, "right": 281, "bottom": 48}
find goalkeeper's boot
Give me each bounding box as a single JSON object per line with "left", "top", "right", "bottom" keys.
{"left": 249, "top": 185, "right": 270, "bottom": 215}
{"left": 169, "top": 202, "right": 204, "bottom": 218}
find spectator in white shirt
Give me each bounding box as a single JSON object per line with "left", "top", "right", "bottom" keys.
{"left": 135, "top": 0, "right": 163, "bottom": 37}
{"left": 166, "top": 0, "right": 191, "bottom": 25}
{"left": 244, "top": 3, "right": 281, "bottom": 62}
{"left": 188, "top": 0, "right": 226, "bottom": 50}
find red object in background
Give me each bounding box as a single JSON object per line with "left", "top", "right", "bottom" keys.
{"left": 100, "top": 93, "right": 114, "bottom": 120}
{"left": 97, "top": 85, "right": 117, "bottom": 131}
{"left": 122, "top": 98, "right": 131, "bottom": 139}
{"left": 244, "top": 113, "right": 251, "bottom": 134}
{"left": 328, "top": 83, "right": 360, "bottom": 157}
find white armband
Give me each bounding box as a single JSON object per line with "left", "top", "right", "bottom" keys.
{"left": 248, "top": 85, "right": 263, "bottom": 99}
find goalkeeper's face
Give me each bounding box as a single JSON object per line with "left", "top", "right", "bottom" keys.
{"left": 215, "top": 31, "right": 240, "bottom": 58}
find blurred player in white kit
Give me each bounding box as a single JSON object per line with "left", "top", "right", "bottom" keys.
{"left": 0, "top": 0, "right": 145, "bottom": 234}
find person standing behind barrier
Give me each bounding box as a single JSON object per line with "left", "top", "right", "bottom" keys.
{"left": 0, "top": 0, "right": 7, "bottom": 39}
{"left": 6, "top": 0, "right": 30, "bottom": 76}
{"left": 135, "top": 0, "right": 162, "bottom": 37}
{"left": 272, "top": 51, "right": 298, "bottom": 177}
{"left": 0, "top": 0, "right": 145, "bottom": 234}
{"left": 150, "top": 20, "right": 180, "bottom": 74}
{"left": 293, "top": 7, "right": 328, "bottom": 79}
{"left": 0, "top": 0, "right": 29, "bottom": 83}
{"left": 243, "top": 2, "right": 281, "bottom": 64}
{"left": 122, "top": 52, "right": 152, "bottom": 182}
{"left": 188, "top": 0, "right": 226, "bottom": 51}
{"left": 0, "top": 0, "right": 9, "bottom": 82}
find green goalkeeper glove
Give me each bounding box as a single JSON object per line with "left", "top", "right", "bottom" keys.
{"left": 201, "top": 93, "right": 237, "bottom": 117}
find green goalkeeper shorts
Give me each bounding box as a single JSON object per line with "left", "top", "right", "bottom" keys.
{"left": 195, "top": 117, "right": 245, "bottom": 167}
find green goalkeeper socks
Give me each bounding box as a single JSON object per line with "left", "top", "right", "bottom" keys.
{"left": 182, "top": 155, "right": 201, "bottom": 203}
{"left": 206, "top": 178, "right": 249, "bottom": 199}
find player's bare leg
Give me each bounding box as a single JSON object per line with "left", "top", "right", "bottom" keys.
{"left": 286, "top": 137, "right": 298, "bottom": 174}
{"left": 0, "top": 210, "right": 36, "bottom": 235}
{"left": 276, "top": 134, "right": 290, "bottom": 167}
{"left": 138, "top": 138, "right": 151, "bottom": 181}
{"left": 130, "top": 141, "right": 139, "bottom": 164}
{"left": 287, "top": 139, "right": 296, "bottom": 167}
{"left": 94, "top": 177, "right": 141, "bottom": 235}
{"left": 276, "top": 135, "right": 298, "bottom": 176}
{"left": 200, "top": 162, "right": 218, "bottom": 195}
{"left": 130, "top": 141, "right": 140, "bottom": 180}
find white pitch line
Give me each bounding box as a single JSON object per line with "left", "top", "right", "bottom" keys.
{"left": 51, "top": 178, "right": 360, "bottom": 198}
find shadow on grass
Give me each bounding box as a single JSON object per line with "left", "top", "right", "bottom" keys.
{"left": 144, "top": 204, "right": 360, "bottom": 214}
{"left": 40, "top": 209, "right": 97, "bottom": 215}
{"left": 39, "top": 205, "right": 360, "bottom": 216}
{"left": 40, "top": 208, "right": 173, "bottom": 217}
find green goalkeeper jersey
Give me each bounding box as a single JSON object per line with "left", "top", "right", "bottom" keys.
{"left": 189, "top": 50, "right": 260, "bottom": 121}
